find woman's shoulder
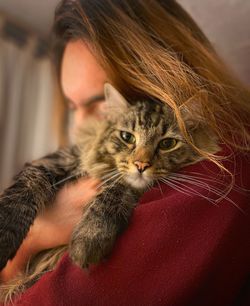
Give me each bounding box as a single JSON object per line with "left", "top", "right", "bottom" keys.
{"left": 15, "top": 147, "right": 250, "bottom": 306}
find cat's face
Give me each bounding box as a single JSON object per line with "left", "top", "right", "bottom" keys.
{"left": 99, "top": 84, "right": 219, "bottom": 190}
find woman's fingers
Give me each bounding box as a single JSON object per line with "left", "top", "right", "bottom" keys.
{"left": 0, "top": 231, "right": 33, "bottom": 283}
{"left": 0, "top": 177, "right": 99, "bottom": 282}
{"left": 34, "top": 177, "right": 100, "bottom": 249}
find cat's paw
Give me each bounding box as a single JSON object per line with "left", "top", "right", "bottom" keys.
{"left": 0, "top": 193, "right": 35, "bottom": 270}
{"left": 0, "top": 203, "right": 19, "bottom": 270}
{"left": 69, "top": 224, "right": 116, "bottom": 269}
{"left": 0, "top": 239, "right": 11, "bottom": 271}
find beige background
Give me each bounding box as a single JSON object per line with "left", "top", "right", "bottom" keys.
{"left": 0, "top": 0, "right": 249, "bottom": 83}
{"left": 0, "top": 0, "right": 249, "bottom": 189}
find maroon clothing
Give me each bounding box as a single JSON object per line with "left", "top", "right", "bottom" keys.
{"left": 9, "top": 147, "right": 250, "bottom": 305}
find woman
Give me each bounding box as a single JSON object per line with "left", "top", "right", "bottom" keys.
{"left": 1, "top": 0, "right": 250, "bottom": 305}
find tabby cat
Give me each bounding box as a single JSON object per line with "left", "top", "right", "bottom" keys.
{"left": 0, "top": 84, "right": 219, "bottom": 299}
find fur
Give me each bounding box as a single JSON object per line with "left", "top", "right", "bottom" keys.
{"left": 0, "top": 84, "right": 219, "bottom": 302}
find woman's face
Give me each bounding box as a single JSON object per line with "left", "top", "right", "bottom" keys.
{"left": 61, "top": 39, "right": 107, "bottom": 131}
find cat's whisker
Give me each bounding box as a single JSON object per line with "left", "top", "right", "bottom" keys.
{"left": 182, "top": 170, "right": 227, "bottom": 180}
{"left": 159, "top": 178, "right": 192, "bottom": 198}
{"left": 173, "top": 172, "right": 228, "bottom": 187}
{"left": 159, "top": 177, "right": 189, "bottom": 196}
{"left": 155, "top": 179, "right": 164, "bottom": 198}
{"left": 100, "top": 167, "right": 118, "bottom": 175}
{"left": 105, "top": 173, "right": 124, "bottom": 190}
{"left": 100, "top": 170, "right": 119, "bottom": 180}
{"left": 97, "top": 176, "right": 121, "bottom": 190}
{"left": 171, "top": 172, "right": 235, "bottom": 199}
{"left": 166, "top": 176, "right": 245, "bottom": 213}
{"left": 52, "top": 172, "right": 82, "bottom": 187}
{"left": 169, "top": 174, "right": 245, "bottom": 213}
{"left": 119, "top": 161, "right": 128, "bottom": 165}
{"left": 0, "top": 192, "right": 20, "bottom": 201}
{"left": 172, "top": 172, "right": 233, "bottom": 198}
{"left": 145, "top": 180, "right": 154, "bottom": 190}
{"left": 161, "top": 176, "right": 212, "bottom": 204}
{"left": 163, "top": 177, "right": 217, "bottom": 205}
{"left": 166, "top": 176, "right": 220, "bottom": 206}
{"left": 172, "top": 176, "right": 227, "bottom": 200}
{"left": 180, "top": 171, "right": 250, "bottom": 194}
{"left": 99, "top": 169, "right": 119, "bottom": 177}
{"left": 97, "top": 172, "right": 121, "bottom": 189}
{"left": 171, "top": 174, "right": 223, "bottom": 195}
{"left": 98, "top": 174, "right": 125, "bottom": 206}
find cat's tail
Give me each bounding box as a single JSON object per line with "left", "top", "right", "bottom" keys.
{"left": 0, "top": 245, "right": 68, "bottom": 305}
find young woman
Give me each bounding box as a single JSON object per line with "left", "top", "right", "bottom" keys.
{"left": 1, "top": 0, "right": 250, "bottom": 305}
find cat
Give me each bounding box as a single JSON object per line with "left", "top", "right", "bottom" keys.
{"left": 0, "top": 83, "right": 219, "bottom": 278}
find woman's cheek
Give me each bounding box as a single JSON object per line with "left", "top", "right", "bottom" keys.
{"left": 68, "top": 109, "right": 86, "bottom": 143}
{"left": 68, "top": 101, "right": 105, "bottom": 142}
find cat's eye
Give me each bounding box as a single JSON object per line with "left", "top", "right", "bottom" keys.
{"left": 159, "top": 138, "right": 178, "bottom": 150}
{"left": 120, "top": 131, "right": 136, "bottom": 144}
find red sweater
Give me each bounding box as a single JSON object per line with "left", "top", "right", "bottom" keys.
{"left": 9, "top": 147, "right": 250, "bottom": 305}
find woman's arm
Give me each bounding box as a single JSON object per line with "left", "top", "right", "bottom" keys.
{"left": 0, "top": 177, "right": 99, "bottom": 283}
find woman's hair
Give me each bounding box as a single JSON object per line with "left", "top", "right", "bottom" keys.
{"left": 1, "top": 1, "right": 250, "bottom": 303}
{"left": 53, "top": 0, "right": 250, "bottom": 159}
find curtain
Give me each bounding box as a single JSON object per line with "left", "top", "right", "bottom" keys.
{"left": 0, "top": 16, "right": 58, "bottom": 190}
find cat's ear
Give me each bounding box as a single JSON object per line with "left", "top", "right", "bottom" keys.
{"left": 179, "top": 91, "right": 220, "bottom": 156}
{"left": 179, "top": 90, "right": 207, "bottom": 127}
{"left": 104, "top": 83, "right": 130, "bottom": 113}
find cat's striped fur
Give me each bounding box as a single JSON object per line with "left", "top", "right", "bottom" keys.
{"left": 0, "top": 84, "right": 219, "bottom": 302}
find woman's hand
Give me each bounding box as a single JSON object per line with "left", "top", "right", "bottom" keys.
{"left": 0, "top": 177, "right": 99, "bottom": 283}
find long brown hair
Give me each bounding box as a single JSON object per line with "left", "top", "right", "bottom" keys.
{"left": 53, "top": 0, "right": 250, "bottom": 156}
{"left": 1, "top": 0, "right": 250, "bottom": 303}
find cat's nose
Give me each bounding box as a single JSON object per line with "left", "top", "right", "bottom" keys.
{"left": 134, "top": 161, "right": 151, "bottom": 173}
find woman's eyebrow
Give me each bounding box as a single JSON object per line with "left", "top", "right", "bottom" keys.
{"left": 84, "top": 94, "right": 105, "bottom": 107}
{"left": 65, "top": 94, "right": 105, "bottom": 108}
